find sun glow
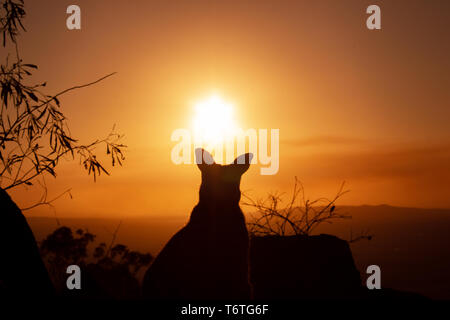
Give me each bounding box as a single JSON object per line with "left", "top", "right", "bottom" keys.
{"left": 192, "top": 95, "right": 239, "bottom": 145}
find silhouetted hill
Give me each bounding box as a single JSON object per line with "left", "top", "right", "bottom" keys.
{"left": 25, "top": 205, "right": 450, "bottom": 299}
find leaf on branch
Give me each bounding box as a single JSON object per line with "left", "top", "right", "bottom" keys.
{"left": 1, "top": 32, "right": 123, "bottom": 190}
{"left": 23, "top": 64, "right": 38, "bottom": 69}
{"left": 26, "top": 90, "right": 38, "bottom": 102}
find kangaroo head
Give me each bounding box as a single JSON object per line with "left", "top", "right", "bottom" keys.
{"left": 195, "top": 148, "right": 252, "bottom": 207}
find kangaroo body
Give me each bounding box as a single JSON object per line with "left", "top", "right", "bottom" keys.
{"left": 143, "top": 149, "right": 252, "bottom": 299}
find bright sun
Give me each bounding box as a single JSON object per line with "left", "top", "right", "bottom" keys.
{"left": 192, "top": 95, "right": 238, "bottom": 145}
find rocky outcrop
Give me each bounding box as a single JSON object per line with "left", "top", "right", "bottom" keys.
{"left": 250, "top": 234, "right": 364, "bottom": 299}
{"left": 0, "top": 188, "right": 54, "bottom": 297}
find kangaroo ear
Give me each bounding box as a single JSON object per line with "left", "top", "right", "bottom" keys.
{"left": 232, "top": 153, "right": 253, "bottom": 175}
{"left": 195, "top": 148, "right": 215, "bottom": 171}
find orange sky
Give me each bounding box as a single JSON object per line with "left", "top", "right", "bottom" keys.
{"left": 5, "top": 0, "right": 450, "bottom": 217}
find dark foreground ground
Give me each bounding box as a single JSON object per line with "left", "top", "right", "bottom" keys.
{"left": 26, "top": 205, "right": 450, "bottom": 299}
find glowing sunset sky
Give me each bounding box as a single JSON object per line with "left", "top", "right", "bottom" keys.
{"left": 6, "top": 0, "right": 450, "bottom": 217}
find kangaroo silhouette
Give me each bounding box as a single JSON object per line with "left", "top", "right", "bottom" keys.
{"left": 143, "top": 148, "right": 252, "bottom": 299}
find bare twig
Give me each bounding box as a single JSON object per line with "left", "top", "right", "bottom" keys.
{"left": 348, "top": 228, "right": 373, "bottom": 243}
{"left": 105, "top": 220, "right": 122, "bottom": 257}
{"left": 20, "top": 187, "right": 72, "bottom": 211}
{"left": 243, "top": 177, "right": 351, "bottom": 237}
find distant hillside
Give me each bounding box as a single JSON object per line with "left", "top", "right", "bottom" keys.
{"left": 25, "top": 205, "right": 450, "bottom": 299}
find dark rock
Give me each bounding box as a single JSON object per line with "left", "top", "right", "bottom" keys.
{"left": 250, "top": 234, "right": 364, "bottom": 299}
{"left": 0, "top": 188, "right": 54, "bottom": 297}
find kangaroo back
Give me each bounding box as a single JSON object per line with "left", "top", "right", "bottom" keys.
{"left": 143, "top": 149, "right": 252, "bottom": 299}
